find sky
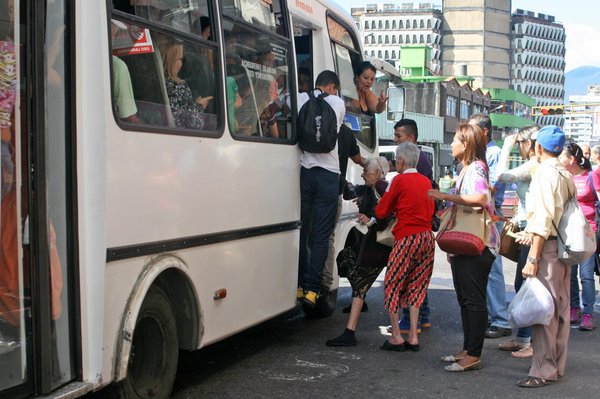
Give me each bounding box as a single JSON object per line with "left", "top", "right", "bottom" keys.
{"left": 333, "top": 0, "right": 600, "bottom": 72}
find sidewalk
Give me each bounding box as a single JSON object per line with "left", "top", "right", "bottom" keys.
{"left": 341, "top": 245, "right": 600, "bottom": 310}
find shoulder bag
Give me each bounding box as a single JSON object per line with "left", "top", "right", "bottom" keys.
{"left": 552, "top": 169, "right": 596, "bottom": 265}
{"left": 376, "top": 218, "right": 396, "bottom": 247}
{"left": 435, "top": 163, "right": 494, "bottom": 256}
{"left": 436, "top": 205, "right": 492, "bottom": 256}
{"left": 371, "top": 184, "right": 397, "bottom": 247}
{"left": 499, "top": 216, "right": 520, "bottom": 262}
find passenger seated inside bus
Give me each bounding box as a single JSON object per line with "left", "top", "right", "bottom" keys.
{"left": 246, "top": 46, "right": 287, "bottom": 138}
{"left": 180, "top": 16, "right": 216, "bottom": 114}
{"left": 226, "top": 76, "right": 242, "bottom": 129}
{"left": 157, "top": 37, "right": 209, "bottom": 130}
{"left": 112, "top": 56, "right": 141, "bottom": 123}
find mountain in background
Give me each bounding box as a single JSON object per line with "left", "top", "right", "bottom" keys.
{"left": 564, "top": 66, "right": 600, "bottom": 99}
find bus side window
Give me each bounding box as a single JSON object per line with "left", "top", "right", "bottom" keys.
{"left": 115, "top": 0, "right": 211, "bottom": 36}
{"left": 224, "top": 23, "right": 291, "bottom": 140}
{"left": 111, "top": 21, "right": 175, "bottom": 127}
{"left": 110, "top": 17, "right": 220, "bottom": 132}
{"left": 156, "top": 35, "right": 218, "bottom": 131}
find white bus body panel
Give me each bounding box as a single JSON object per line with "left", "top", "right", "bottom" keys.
{"left": 75, "top": 0, "right": 368, "bottom": 389}
{"left": 76, "top": 1, "right": 110, "bottom": 386}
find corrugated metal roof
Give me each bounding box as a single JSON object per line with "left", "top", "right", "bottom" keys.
{"left": 377, "top": 111, "right": 444, "bottom": 143}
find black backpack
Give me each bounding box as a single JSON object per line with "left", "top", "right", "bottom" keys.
{"left": 297, "top": 91, "right": 338, "bottom": 153}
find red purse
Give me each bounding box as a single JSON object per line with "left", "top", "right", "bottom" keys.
{"left": 435, "top": 162, "right": 494, "bottom": 256}
{"left": 436, "top": 205, "right": 490, "bottom": 256}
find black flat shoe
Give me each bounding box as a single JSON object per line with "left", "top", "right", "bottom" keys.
{"left": 404, "top": 342, "right": 420, "bottom": 351}
{"left": 380, "top": 340, "right": 406, "bottom": 352}
{"left": 326, "top": 332, "right": 357, "bottom": 347}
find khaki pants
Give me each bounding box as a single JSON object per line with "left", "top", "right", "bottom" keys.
{"left": 323, "top": 195, "right": 343, "bottom": 290}
{"left": 529, "top": 240, "right": 571, "bottom": 381}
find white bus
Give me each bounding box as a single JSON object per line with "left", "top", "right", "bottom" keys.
{"left": 0, "top": 1, "right": 403, "bottom": 398}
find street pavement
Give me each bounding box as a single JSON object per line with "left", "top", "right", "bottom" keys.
{"left": 169, "top": 247, "right": 600, "bottom": 399}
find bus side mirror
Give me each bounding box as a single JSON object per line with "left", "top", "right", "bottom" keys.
{"left": 387, "top": 86, "right": 405, "bottom": 121}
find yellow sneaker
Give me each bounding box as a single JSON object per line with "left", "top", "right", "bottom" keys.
{"left": 303, "top": 291, "right": 319, "bottom": 309}
{"left": 297, "top": 287, "right": 304, "bottom": 300}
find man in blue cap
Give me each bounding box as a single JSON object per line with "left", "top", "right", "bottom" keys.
{"left": 515, "top": 125, "right": 576, "bottom": 388}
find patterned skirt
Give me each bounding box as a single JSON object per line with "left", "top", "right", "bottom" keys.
{"left": 348, "top": 228, "right": 392, "bottom": 299}
{"left": 384, "top": 231, "right": 435, "bottom": 313}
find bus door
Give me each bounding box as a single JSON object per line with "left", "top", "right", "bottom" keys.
{"left": 0, "top": 1, "right": 76, "bottom": 397}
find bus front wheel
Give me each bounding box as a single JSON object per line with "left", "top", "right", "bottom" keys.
{"left": 117, "top": 286, "right": 179, "bottom": 399}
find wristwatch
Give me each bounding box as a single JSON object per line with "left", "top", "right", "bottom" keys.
{"left": 527, "top": 256, "right": 539, "bottom": 264}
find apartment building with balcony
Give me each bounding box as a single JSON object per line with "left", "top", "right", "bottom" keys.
{"left": 350, "top": 2, "right": 443, "bottom": 74}
{"left": 511, "top": 9, "right": 566, "bottom": 127}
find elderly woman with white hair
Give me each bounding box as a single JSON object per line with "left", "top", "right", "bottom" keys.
{"left": 375, "top": 142, "right": 435, "bottom": 352}
{"left": 326, "top": 156, "right": 392, "bottom": 347}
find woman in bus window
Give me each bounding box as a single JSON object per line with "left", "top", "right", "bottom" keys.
{"left": 158, "top": 37, "right": 210, "bottom": 130}
{"left": 353, "top": 61, "right": 388, "bottom": 115}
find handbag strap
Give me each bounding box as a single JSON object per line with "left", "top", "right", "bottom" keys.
{"left": 550, "top": 167, "right": 574, "bottom": 246}
{"left": 554, "top": 167, "right": 576, "bottom": 200}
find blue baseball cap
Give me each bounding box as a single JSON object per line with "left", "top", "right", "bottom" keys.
{"left": 537, "top": 125, "right": 565, "bottom": 153}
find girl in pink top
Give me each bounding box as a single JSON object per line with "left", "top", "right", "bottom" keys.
{"left": 559, "top": 142, "right": 596, "bottom": 330}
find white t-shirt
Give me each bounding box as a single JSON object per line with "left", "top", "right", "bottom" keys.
{"left": 297, "top": 89, "right": 346, "bottom": 174}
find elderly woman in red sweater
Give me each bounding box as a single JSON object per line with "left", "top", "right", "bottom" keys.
{"left": 375, "top": 141, "right": 435, "bottom": 352}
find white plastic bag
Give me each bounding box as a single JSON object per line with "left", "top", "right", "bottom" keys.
{"left": 508, "top": 277, "right": 555, "bottom": 328}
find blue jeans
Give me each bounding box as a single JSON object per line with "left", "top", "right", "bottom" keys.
{"left": 402, "top": 293, "right": 430, "bottom": 323}
{"left": 299, "top": 167, "right": 339, "bottom": 293}
{"left": 487, "top": 217, "right": 511, "bottom": 329}
{"left": 570, "top": 253, "right": 597, "bottom": 315}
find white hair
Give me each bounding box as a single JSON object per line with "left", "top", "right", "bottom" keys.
{"left": 395, "top": 142, "right": 419, "bottom": 168}
{"left": 364, "top": 156, "right": 390, "bottom": 176}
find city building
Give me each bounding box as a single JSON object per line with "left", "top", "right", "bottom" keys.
{"left": 511, "top": 9, "right": 566, "bottom": 127}
{"left": 563, "top": 85, "right": 600, "bottom": 145}
{"left": 484, "top": 88, "right": 536, "bottom": 138}
{"left": 350, "top": 2, "right": 443, "bottom": 74}
{"left": 441, "top": 0, "right": 511, "bottom": 89}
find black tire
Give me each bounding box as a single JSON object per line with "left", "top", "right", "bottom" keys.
{"left": 304, "top": 288, "right": 338, "bottom": 318}
{"left": 117, "top": 286, "right": 178, "bottom": 399}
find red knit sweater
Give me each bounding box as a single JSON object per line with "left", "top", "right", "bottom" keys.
{"left": 375, "top": 171, "right": 434, "bottom": 240}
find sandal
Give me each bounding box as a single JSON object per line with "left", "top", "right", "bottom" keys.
{"left": 511, "top": 346, "right": 533, "bottom": 359}
{"left": 498, "top": 339, "right": 527, "bottom": 351}
{"left": 517, "top": 377, "right": 551, "bottom": 388}
{"left": 380, "top": 340, "right": 406, "bottom": 352}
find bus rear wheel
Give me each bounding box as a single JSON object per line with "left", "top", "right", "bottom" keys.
{"left": 117, "top": 286, "right": 178, "bottom": 399}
